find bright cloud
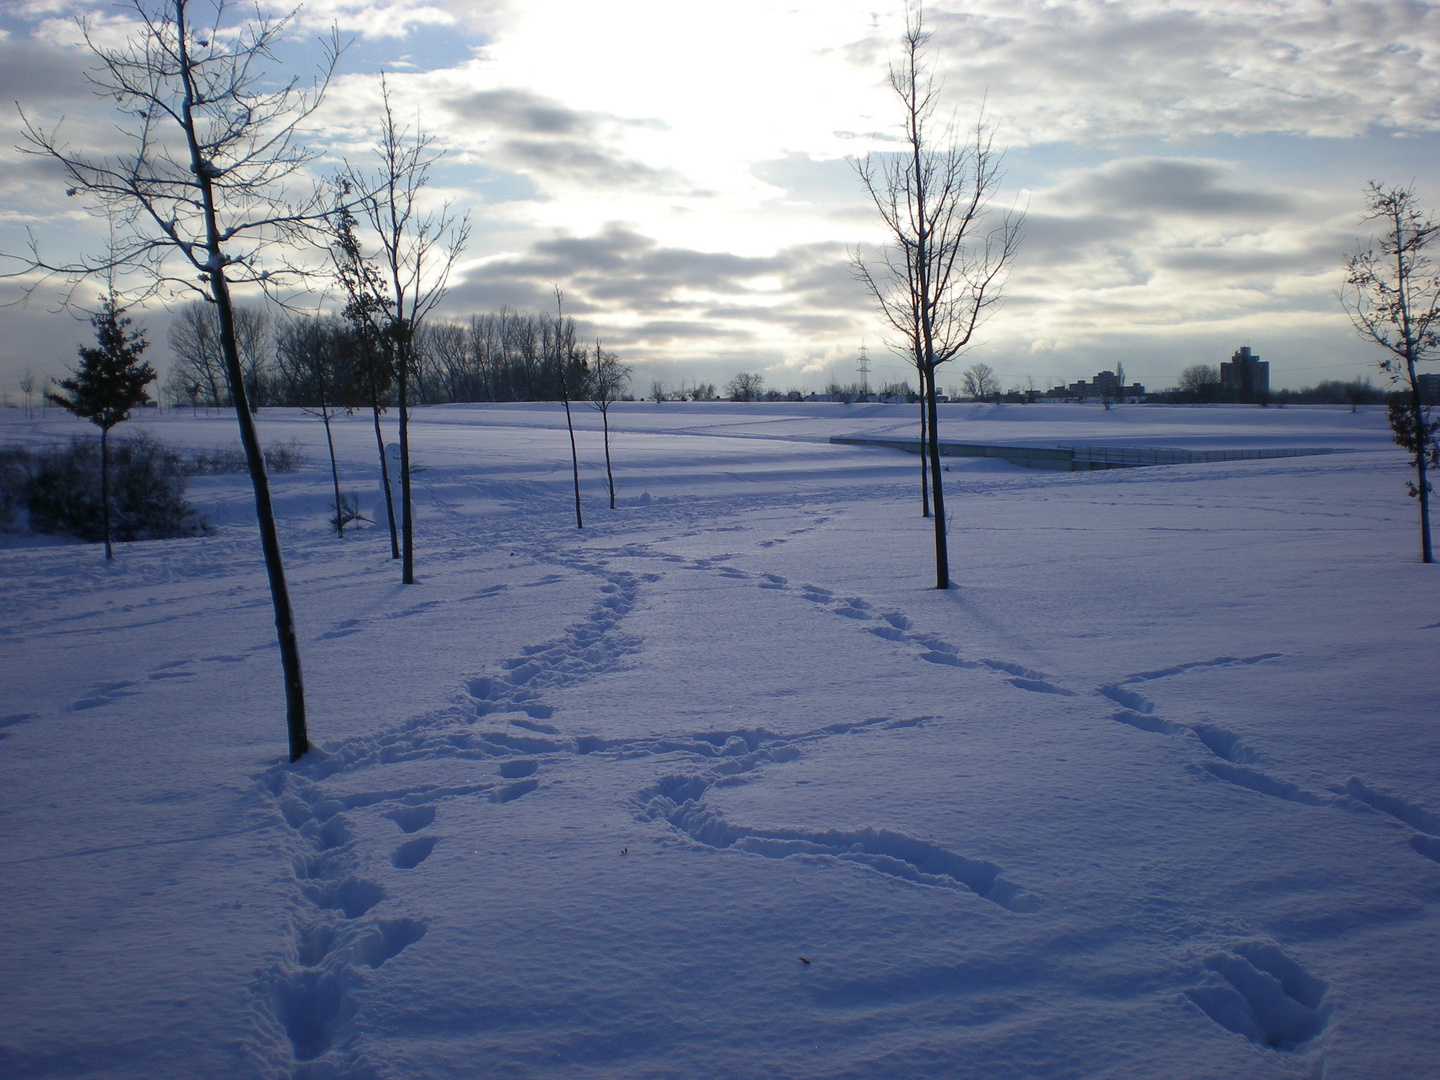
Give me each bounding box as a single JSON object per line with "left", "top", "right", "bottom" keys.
{"left": 1, "top": 0, "right": 1437, "bottom": 393}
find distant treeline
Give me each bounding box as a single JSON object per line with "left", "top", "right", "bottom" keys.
{"left": 163, "top": 303, "right": 608, "bottom": 409}
{"left": 1146, "top": 376, "right": 1391, "bottom": 407}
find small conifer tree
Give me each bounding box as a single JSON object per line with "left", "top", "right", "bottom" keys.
{"left": 46, "top": 294, "right": 156, "bottom": 559}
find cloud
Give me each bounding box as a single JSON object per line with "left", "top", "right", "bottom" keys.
{"left": 442, "top": 86, "right": 679, "bottom": 191}
{"left": 1063, "top": 159, "right": 1297, "bottom": 219}
{"left": 448, "top": 88, "right": 592, "bottom": 137}
{"left": 0, "top": 37, "right": 91, "bottom": 104}
{"left": 441, "top": 224, "right": 867, "bottom": 366}
{"left": 288, "top": 0, "right": 460, "bottom": 39}
{"left": 920, "top": 0, "right": 1440, "bottom": 142}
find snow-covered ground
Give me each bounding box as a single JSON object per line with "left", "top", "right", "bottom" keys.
{"left": 1, "top": 401, "right": 1436, "bottom": 1079}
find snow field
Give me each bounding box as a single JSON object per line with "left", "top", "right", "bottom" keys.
{"left": 1, "top": 402, "right": 1437, "bottom": 1078}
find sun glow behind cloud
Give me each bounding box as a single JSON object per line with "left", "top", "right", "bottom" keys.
{"left": 1, "top": 0, "right": 1438, "bottom": 391}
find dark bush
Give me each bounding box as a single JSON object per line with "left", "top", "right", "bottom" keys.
{"left": 9, "top": 434, "right": 211, "bottom": 543}
{"left": 179, "top": 439, "right": 306, "bottom": 475}
{"left": 264, "top": 439, "right": 307, "bottom": 473}
{"left": 0, "top": 446, "right": 29, "bottom": 530}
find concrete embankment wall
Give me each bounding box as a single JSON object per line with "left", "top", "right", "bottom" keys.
{"left": 829, "top": 436, "right": 1343, "bottom": 471}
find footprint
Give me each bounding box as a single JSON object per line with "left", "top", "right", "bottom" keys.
{"left": 271, "top": 969, "right": 350, "bottom": 1061}
{"left": 499, "top": 759, "right": 539, "bottom": 779}
{"left": 353, "top": 918, "right": 427, "bottom": 969}
{"left": 319, "top": 620, "right": 361, "bottom": 640}
{"left": 388, "top": 601, "right": 440, "bottom": 619}
{"left": 316, "top": 877, "right": 383, "bottom": 920}
{"left": 1191, "top": 724, "right": 1256, "bottom": 765}
{"left": 71, "top": 681, "right": 140, "bottom": 711}
{"left": 1007, "top": 678, "right": 1076, "bottom": 696}
{"left": 392, "top": 836, "right": 437, "bottom": 870}
{"left": 492, "top": 779, "right": 539, "bottom": 804}
{"left": 1337, "top": 778, "right": 1440, "bottom": 833}
{"left": 920, "top": 651, "right": 975, "bottom": 668}
{"left": 1197, "top": 762, "right": 1329, "bottom": 807}
{"left": 1110, "top": 710, "right": 1177, "bottom": 735}
{"left": 0, "top": 713, "right": 35, "bottom": 740}
{"left": 758, "top": 574, "right": 788, "bottom": 590}
{"left": 1185, "top": 943, "right": 1330, "bottom": 1050}
{"left": 1409, "top": 835, "right": 1440, "bottom": 863}
{"left": 983, "top": 659, "right": 1042, "bottom": 679}
{"left": 388, "top": 805, "right": 436, "bottom": 834}
{"left": 296, "top": 924, "right": 336, "bottom": 967}
{"left": 1099, "top": 684, "right": 1155, "bottom": 714}
{"left": 1125, "top": 654, "right": 1283, "bottom": 683}
{"left": 304, "top": 815, "right": 353, "bottom": 853}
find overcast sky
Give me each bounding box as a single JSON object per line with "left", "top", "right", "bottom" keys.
{"left": 2, "top": 0, "right": 1438, "bottom": 398}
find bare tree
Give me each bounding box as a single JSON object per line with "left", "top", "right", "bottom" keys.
{"left": 853, "top": 2, "right": 1022, "bottom": 589}
{"left": 960, "top": 362, "right": 999, "bottom": 400}
{"left": 168, "top": 301, "right": 227, "bottom": 407}
{"left": 167, "top": 300, "right": 271, "bottom": 408}
{"left": 232, "top": 306, "right": 273, "bottom": 410}
{"left": 1177, "top": 364, "right": 1221, "bottom": 399}
{"left": 651, "top": 379, "right": 667, "bottom": 403}
{"left": 7, "top": 0, "right": 345, "bottom": 760}
{"left": 349, "top": 78, "right": 470, "bottom": 584}
{"left": 589, "top": 338, "right": 631, "bottom": 509}
{"left": 553, "top": 287, "right": 584, "bottom": 528}
{"left": 726, "top": 372, "right": 765, "bottom": 401}
{"left": 1342, "top": 182, "right": 1440, "bottom": 563}
{"left": 275, "top": 316, "right": 360, "bottom": 535}
{"left": 330, "top": 202, "right": 399, "bottom": 558}
{"left": 18, "top": 370, "right": 36, "bottom": 419}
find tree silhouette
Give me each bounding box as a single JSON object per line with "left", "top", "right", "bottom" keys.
{"left": 853, "top": 2, "right": 1022, "bottom": 589}
{"left": 1342, "top": 183, "right": 1440, "bottom": 563}
{"left": 46, "top": 294, "right": 155, "bottom": 560}
{"left": 10, "top": 0, "right": 345, "bottom": 760}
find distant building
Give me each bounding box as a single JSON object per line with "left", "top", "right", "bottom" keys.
{"left": 1418, "top": 372, "right": 1440, "bottom": 405}
{"left": 1221, "top": 346, "right": 1269, "bottom": 400}
{"left": 1045, "top": 370, "right": 1145, "bottom": 401}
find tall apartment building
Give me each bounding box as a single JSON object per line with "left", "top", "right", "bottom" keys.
{"left": 1221, "top": 346, "right": 1269, "bottom": 400}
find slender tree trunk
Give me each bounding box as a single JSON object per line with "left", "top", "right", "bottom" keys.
{"left": 563, "top": 395, "right": 583, "bottom": 528}
{"left": 100, "top": 425, "right": 113, "bottom": 560}
{"left": 214, "top": 274, "right": 308, "bottom": 760}
{"left": 918, "top": 385, "right": 930, "bottom": 517}
{"left": 602, "top": 408, "right": 615, "bottom": 509}
{"left": 373, "top": 403, "right": 399, "bottom": 559}
{"left": 321, "top": 401, "right": 344, "bottom": 536}
{"left": 175, "top": 6, "right": 306, "bottom": 761}
{"left": 924, "top": 364, "right": 949, "bottom": 589}
{"left": 399, "top": 362, "right": 415, "bottom": 583}
{"left": 1408, "top": 357, "right": 1434, "bottom": 563}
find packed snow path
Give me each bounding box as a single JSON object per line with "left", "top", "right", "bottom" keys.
{"left": 1, "top": 403, "right": 1436, "bottom": 1078}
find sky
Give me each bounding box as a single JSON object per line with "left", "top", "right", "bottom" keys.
{"left": 1, "top": 0, "right": 1438, "bottom": 398}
